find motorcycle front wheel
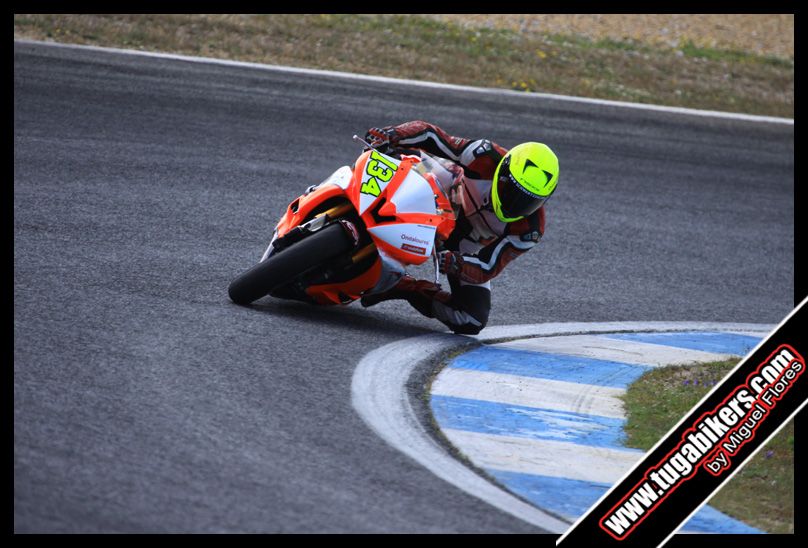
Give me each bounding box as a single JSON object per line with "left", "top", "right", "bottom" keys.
{"left": 228, "top": 222, "right": 354, "bottom": 305}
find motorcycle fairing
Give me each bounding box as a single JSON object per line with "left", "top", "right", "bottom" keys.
{"left": 270, "top": 148, "right": 456, "bottom": 305}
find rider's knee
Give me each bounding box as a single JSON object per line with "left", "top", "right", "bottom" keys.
{"left": 450, "top": 309, "right": 488, "bottom": 335}
{"left": 451, "top": 321, "right": 484, "bottom": 335}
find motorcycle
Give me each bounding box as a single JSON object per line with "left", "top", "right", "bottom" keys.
{"left": 227, "top": 137, "right": 457, "bottom": 307}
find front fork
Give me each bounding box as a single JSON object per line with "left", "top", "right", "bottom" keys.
{"left": 432, "top": 246, "right": 441, "bottom": 286}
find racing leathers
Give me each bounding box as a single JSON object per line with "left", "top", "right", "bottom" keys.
{"left": 360, "top": 121, "right": 546, "bottom": 335}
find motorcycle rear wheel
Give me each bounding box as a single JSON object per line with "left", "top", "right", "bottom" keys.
{"left": 228, "top": 223, "right": 354, "bottom": 305}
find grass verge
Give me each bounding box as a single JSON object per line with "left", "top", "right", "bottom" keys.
{"left": 13, "top": 14, "right": 793, "bottom": 118}
{"left": 622, "top": 359, "right": 794, "bottom": 534}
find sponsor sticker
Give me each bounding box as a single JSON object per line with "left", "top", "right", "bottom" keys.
{"left": 401, "top": 233, "right": 431, "bottom": 246}
{"left": 401, "top": 243, "right": 427, "bottom": 255}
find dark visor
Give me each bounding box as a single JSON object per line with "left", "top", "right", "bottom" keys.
{"left": 497, "top": 159, "right": 549, "bottom": 218}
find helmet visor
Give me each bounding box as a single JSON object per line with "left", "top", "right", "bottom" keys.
{"left": 497, "top": 163, "right": 549, "bottom": 219}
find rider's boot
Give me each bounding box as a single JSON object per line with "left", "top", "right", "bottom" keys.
{"left": 360, "top": 275, "right": 451, "bottom": 318}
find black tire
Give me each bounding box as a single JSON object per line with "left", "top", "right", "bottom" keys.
{"left": 228, "top": 223, "right": 354, "bottom": 305}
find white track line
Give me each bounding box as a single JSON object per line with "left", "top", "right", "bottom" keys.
{"left": 472, "top": 322, "right": 774, "bottom": 343}
{"left": 495, "top": 334, "right": 739, "bottom": 367}
{"left": 351, "top": 321, "right": 774, "bottom": 532}
{"left": 441, "top": 429, "right": 643, "bottom": 484}
{"left": 14, "top": 39, "right": 793, "bottom": 126}
{"left": 432, "top": 368, "right": 627, "bottom": 419}
{"left": 728, "top": 330, "right": 775, "bottom": 338}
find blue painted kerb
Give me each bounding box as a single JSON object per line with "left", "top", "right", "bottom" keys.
{"left": 431, "top": 331, "right": 765, "bottom": 534}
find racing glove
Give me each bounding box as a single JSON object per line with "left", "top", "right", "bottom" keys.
{"left": 365, "top": 126, "right": 398, "bottom": 151}
{"left": 438, "top": 250, "right": 464, "bottom": 276}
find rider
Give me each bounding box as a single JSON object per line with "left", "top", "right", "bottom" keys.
{"left": 359, "top": 120, "right": 559, "bottom": 335}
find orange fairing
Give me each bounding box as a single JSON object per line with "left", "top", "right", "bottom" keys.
{"left": 305, "top": 256, "right": 383, "bottom": 305}
{"left": 352, "top": 151, "right": 456, "bottom": 265}
{"left": 274, "top": 148, "right": 456, "bottom": 305}
{"left": 275, "top": 183, "right": 349, "bottom": 239}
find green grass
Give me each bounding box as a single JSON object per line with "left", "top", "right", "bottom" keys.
{"left": 622, "top": 359, "right": 794, "bottom": 534}
{"left": 13, "top": 14, "right": 793, "bottom": 118}
{"left": 679, "top": 40, "right": 793, "bottom": 68}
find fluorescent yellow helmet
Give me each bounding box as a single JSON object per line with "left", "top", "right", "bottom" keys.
{"left": 491, "top": 142, "right": 559, "bottom": 222}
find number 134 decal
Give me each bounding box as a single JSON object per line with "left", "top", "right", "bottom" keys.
{"left": 360, "top": 150, "right": 398, "bottom": 197}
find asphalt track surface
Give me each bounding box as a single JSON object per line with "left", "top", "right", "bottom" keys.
{"left": 14, "top": 41, "right": 794, "bottom": 533}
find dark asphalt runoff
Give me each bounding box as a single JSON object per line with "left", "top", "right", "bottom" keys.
{"left": 14, "top": 41, "right": 794, "bottom": 533}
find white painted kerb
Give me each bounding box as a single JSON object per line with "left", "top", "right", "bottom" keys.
{"left": 351, "top": 321, "right": 774, "bottom": 532}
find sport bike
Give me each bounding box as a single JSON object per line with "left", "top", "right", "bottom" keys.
{"left": 228, "top": 137, "right": 456, "bottom": 306}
